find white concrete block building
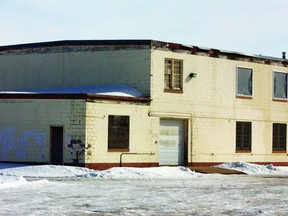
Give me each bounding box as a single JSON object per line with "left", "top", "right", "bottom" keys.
{"left": 0, "top": 40, "right": 287, "bottom": 169}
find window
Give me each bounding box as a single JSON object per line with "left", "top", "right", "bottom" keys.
{"left": 237, "top": 67, "right": 253, "bottom": 97}
{"left": 164, "top": 59, "right": 183, "bottom": 92}
{"left": 108, "top": 115, "right": 130, "bottom": 151}
{"left": 273, "top": 123, "right": 286, "bottom": 151}
{"left": 236, "top": 122, "right": 252, "bottom": 151}
{"left": 273, "top": 72, "right": 287, "bottom": 99}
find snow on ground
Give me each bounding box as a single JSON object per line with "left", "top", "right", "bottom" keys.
{"left": 1, "top": 163, "right": 288, "bottom": 215}
{"left": 216, "top": 162, "right": 288, "bottom": 175}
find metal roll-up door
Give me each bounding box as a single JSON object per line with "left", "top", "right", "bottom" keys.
{"left": 159, "top": 119, "right": 185, "bottom": 165}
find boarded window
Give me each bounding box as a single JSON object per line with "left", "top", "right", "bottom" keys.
{"left": 164, "top": 59, "right": 182, "bottom": 91}
{"left": 236, "top": 122, "right": 252, "bottom": 151}
{"left": 273, "top": 123, "right": 286, "bottom": 151}
{"left": 108, "top": 115, "right": 130, "bottom": 150}
{"left": 237, "top": 67, "right": 253, "bottom": 96}
{"left": 274, "top": 72, "right": 287, "bottom": 99}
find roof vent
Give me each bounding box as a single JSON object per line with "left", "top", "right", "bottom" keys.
{"left": 283, "top": 52, "right": 286, "bottom": 59}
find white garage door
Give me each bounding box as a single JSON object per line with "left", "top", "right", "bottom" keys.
{"left": 159, "top": 119, "right": 185, "bottom": 165}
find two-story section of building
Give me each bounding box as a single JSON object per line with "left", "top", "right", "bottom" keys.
{"left": 0, "top": 40, "right": 287, "bottom": 169}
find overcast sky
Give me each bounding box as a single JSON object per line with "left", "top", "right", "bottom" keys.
{"left": 0, "top": 0, "right": 287, "bottom": 57}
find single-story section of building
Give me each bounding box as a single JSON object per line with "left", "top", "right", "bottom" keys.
{"left": 0, "top": 85, "right": 159, "bottom": 170}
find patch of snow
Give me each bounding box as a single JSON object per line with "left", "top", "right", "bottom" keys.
{"left": 0, "top": 164, "right": 199, "bottom": 181}
{"left": 216, "top": 162, "right": 288, "bottom": 175}
{"left": 0, "top": 84, "right": 143, "bottom": 98}
{"left": 0, "top": 175, "right": 48, "bottom": 189}
{"left": 94, "top": 166, "right": 199, "bottom": 179}
{"left": 0, "top": 164, "right": 98, "bottom": 179}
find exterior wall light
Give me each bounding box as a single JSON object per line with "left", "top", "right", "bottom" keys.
{"left": 189, "top": 73, "right": 197, "bottom": 78}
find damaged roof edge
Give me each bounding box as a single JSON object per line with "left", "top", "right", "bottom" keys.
{"left": 0, "top": 39, "right": 286, "bottom": 65}
{"left": 0, "top": 93, "right": 151, "bottom": 103}
{"left": 152, "top": 40, "right": 288, "bottom": 64}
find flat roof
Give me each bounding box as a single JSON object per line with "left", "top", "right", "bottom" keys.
{"left": 0, "top": 93, "right": 151, "bottom": 103}
{"left": 0, "top": 84, "right": 150, "bottom": 102}
{"left": 0, "top": 39, "right": 287, "bottom": 65}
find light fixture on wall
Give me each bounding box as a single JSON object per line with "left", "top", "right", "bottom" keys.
{"left": 189, "top": 73, "right": 197, "bottom": 78}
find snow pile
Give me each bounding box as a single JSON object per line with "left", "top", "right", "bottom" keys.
{"left": 0, "top": 165, "right": 97, "bottom": 179}
{"left": 0, "top": 164, "right": 198, "bottom": 181}
{"left": 0, "top": 164, "right": 199, "bottom": 188}
{"left": 216, "top": 162, "right": 288, "bottom": 174}
{"left": 2, "top": 162, "right": 288, "bottom": 189}
{"left": 94, "top": 166, "right": 198, "bottom": 179}
{"left": 0, "top": 84, "right": 143, "bottom": 98}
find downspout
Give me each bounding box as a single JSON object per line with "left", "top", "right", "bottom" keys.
{"left": 190, "top": 116, "right": 193, "bottom": 166}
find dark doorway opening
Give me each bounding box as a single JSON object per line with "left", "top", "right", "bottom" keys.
{"left": 50, "top": 126, "right": 64, "bottom": 165}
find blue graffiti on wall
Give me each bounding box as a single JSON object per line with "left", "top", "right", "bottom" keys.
{"left": 0, "top": 128, "right": 47, "bottom": 161}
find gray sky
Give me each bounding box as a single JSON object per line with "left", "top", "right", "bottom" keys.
{"left": 0, "top": 0, "right": 287, "bottom": 57}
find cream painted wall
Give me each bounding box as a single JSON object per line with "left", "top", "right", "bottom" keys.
{"left": 1, "top": 45, "right": 288, "bottom": 165}
{"left": 85, "top": 101, "right": 158, "bottom": 164}
{"left": 151, "top": 50, "right": 288, "bottom": 163}
{"left": 0, "top": 47, "right": 151, "bottom": 96}
{"left": 0, "top": 99, "right": 86, "bottom": 163}
{"left": 0, "top": 98, "right": 158, "bottom": 165}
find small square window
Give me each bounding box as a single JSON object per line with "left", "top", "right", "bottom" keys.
{"left": 273, "top": 123, "right": 286, "bottom": 151}
{"left": 237, "top": 67, "right": 253, "bottom": 97}
{"left": 108, "top": 115, "right": 130, "bottom": 151}
{"left": 236, "top": 122, "right": 252, "bottom": 151}
{"left": 273, "top": 72, "right": 287, "bottom": 99}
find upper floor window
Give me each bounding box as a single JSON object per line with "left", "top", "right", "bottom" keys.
{"left": 273, "top": 72, "right": 287, "bottom": 100}
{"left": 164, "top": 59, "right": 183, "bottom": 92}
{"left": 108, "top": 115, "right": 130, "bottom": 151}
{"left": 237, "top": 67, "right": 253, "bottom": 97}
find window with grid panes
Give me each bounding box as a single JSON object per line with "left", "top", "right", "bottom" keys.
{"left": 164, "top": 59, "right": 182, "bottom": 91}
{"left": 273, "top": 123, "right": 286, "bottom": 151}
{"left": 236, "top": 122, "right": 252, "bottom": 151}
{"left": 108, "top": 115, "right": 130, "bottom": 151}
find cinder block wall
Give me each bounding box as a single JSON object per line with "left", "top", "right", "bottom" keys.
{"left": 151, "top": 50, "right": 288, "bottom": 164}
{"left": 85, "top": 100, "right": 158, "bottom": 168}
{"left": 0, "top": 99, "right": 86, "bottom": 164}
{"left": 0, "top": 46, "right": 151, "bottom": 97}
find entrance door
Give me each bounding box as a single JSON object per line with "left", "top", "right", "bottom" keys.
{"left": 50, "top": 126, "right": 64, "bottom": 165}
{"left": 159, "top": 119, "right": 185, "bottom": 165}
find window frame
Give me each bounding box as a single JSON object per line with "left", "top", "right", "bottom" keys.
{"left": 272, "top": 123, "right": 287, "bottom": 152}
{"left": 107, "top": 115, "right": 130, "bottom": 152}
{"left": 273, "top": 71, "right": 288, "bottom": 101}
{"left": 236, "top": 67, "right": 253, "bottom": 99}
{"left": 236, "top": 121, "right": 252, "bottom": 153}
{"left": 164, "top": 58, "right": 183, "bottom": 93}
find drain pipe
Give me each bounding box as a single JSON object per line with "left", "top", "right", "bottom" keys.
{"left": 120, "top": 152, "right": 155, "bottom": 167}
